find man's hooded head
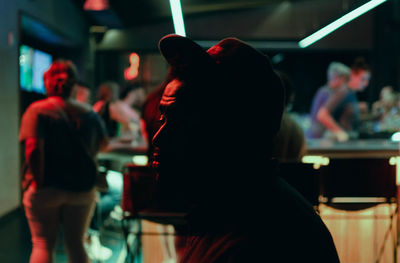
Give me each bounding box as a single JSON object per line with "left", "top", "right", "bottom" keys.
{"left": 153, "top": 35, "right": 284, "bottom": 205}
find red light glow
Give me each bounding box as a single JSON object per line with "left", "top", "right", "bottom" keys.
{"left": 124, "top": 53, "right": 140, "bottom": 81}
{"left": 84, "top": 0, "right": 109, "bottom": 11}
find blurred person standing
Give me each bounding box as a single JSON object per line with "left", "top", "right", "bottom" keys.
{"left": 372, "top": 86, "right": 394, "bottom": 121}
{"left": 347, "top": 57, "right": 371, "bottom": 94}
{"left": 307, "top": 61, "right": 350, "bottom": 140}
{"left": 325, "top": 57, "right": 371, "bottom": 140}
{"left": 93, "top": 81, "right": 120, "bottom": 137}
{"left": 373, "top": 88, "right": 400, "bottom": 132}
{"left": 20, "top": 60, "right": 108, "bottom": 263}
{"left": 109, "top": 82, "right": 148, "bottom": 147}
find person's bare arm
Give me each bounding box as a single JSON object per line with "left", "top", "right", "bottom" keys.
{"left": 317, "top": 107, "right": 348, "bottom": 141}
{"left": 24, "top": 137, "right": 45, "bottom": 186}
{"left": 109, "top": 101, "right": 131, "bottom": 126}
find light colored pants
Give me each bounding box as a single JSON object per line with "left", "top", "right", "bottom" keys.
{"left": 23, "top": 185, "right": 96, "bottom": 263}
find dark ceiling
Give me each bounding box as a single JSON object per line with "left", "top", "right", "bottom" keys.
{"left": 74, "top": 0, "right": 361, "bottom": 29}
{"left": 70, "top": 0, "right": 387, "bottom": 51}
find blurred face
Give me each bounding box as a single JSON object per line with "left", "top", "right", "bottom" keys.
{"left": 380, "top": 86, "right": 393, "bottom": 100}
{"left": 382, "top": 93, "right": 396, "bottom": 109}
{"left": 44, "top": 71, "right": 68, "bottom": 96}
{"left": 75, "top": 86, "right": 90, "bottom": 103}
{"left": 329, "top": 75, "right": 348, "bottom": 89}
{"left": 350, "top": 70, "right": 370, "bottom": 91}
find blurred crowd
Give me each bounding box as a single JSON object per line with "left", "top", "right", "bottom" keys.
{"left": 306, "top": 57, "right": 400, "bottom": 141}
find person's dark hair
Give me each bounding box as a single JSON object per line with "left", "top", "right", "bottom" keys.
{"left": 43, "top": 59, "right": 78, "bottom": 98}
{"left": 351, "top": 57, "right": 370, "bottom": 74}
{"left": 120, "top": 82, "right": 143, "bottom": 100}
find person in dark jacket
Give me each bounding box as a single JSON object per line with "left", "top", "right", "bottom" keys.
{"left": 152, "top": 34, "right": 340, "bottom": 263}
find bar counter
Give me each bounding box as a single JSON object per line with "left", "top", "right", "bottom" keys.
{"left": 306, "top": 139, "right": 399, "bottom": 158}
{"left": 97, "top": 140, "right": 149, "bottom": 171}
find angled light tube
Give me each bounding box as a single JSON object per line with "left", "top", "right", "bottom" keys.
{"left": 298, "top": 0, "right": 387, "bottom": 48}
{"left": 169, "top": 0, "right": 186, "bottom": 37}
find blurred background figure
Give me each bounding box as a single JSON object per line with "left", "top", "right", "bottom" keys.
{"left": 348, "top": 57, "right": 371, "bottom": 93}
{"left": 93, "top": 81, "right": 120, "bottom": 112}
{"left": 347, "top": 57, "right": 371, "bottom": 119}
{"left": 274, "top": 70, "right": 306, "bottom": 162}
{"left": 307, "top": 58, "right": 371, "bottom": 142}
{"left": 307, "top": 61, "right": 350, "bottom": 140}
{"left": 20, "top": 59, "right": 108, "bottom": 263}
{"left": 85, "top": 81, "right": 121, "bottom": 261}
{"left": 334, "top": 57, "right": 371, "bottom": 139}
{"left": 93, "top": 81, "right": 120, "bottom": 138}
{"left": 109, "top": 82, "right": 148, "bottom": 147}
{"left": 87, "top": 83, "right": 148, "bottom": 260}
{"left": 371, "top": 86, "right": 400, "bottom": 133}
{"left": 372, "top": 86, "right": 395, "bottom": 121}
{"left": 72, "top": 81, "right": 91, "bottom": 104}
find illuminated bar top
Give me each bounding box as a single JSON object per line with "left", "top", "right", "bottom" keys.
{"left": 306, "top": 139, "right": 399, "bottom": 158}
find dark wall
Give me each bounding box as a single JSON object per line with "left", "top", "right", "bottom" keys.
{"left": 371, "top": 0, "right": 400, "bottom": 100}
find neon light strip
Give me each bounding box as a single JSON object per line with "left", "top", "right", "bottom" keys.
{"left": 298, "top": 0, "right": 387, "bottom": 48}
{"left": 330, "top": 197, "right": 388, "bottom": 203}
{"left": 169, "top": 0, "right": 186, "bottom": 37}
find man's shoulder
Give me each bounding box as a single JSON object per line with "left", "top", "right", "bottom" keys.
{"left": 313, "top": 85, "right": 332, "bottom": 102}
{"left": 317, "top": 85, "right": 332, "bottom": 95}
{"left": 27, "top": 97, "right": 50, "bottom": 109}
{"left": 67, "top": 99, "right": 93, "bottom": 112}
{"left": 23, "top": 98, "right": 57, "bottom": 117}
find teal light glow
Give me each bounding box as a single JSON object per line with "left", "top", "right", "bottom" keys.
{"left": 169, "top": 0, "right": 186, "bottom": 37}
{"left": 298, "top": 0, "right": 387, "bottom": 48}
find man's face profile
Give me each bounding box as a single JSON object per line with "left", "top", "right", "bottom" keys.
{"left": 152, "top": 78, "right": 189, "bottom": 176}
{"left": 151, "top": 75, "right": 225, "bottom": 203}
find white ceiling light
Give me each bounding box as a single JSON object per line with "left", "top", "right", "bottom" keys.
{"left": 298, "top": 0, "right": 387, "bottom": 48}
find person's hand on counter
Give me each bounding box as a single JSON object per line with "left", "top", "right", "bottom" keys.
{"left": 324, "top": 129, "right": 349, "bottom": 142}
{"left": 333, "top": 130, "right": 349, "bottom": 142}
